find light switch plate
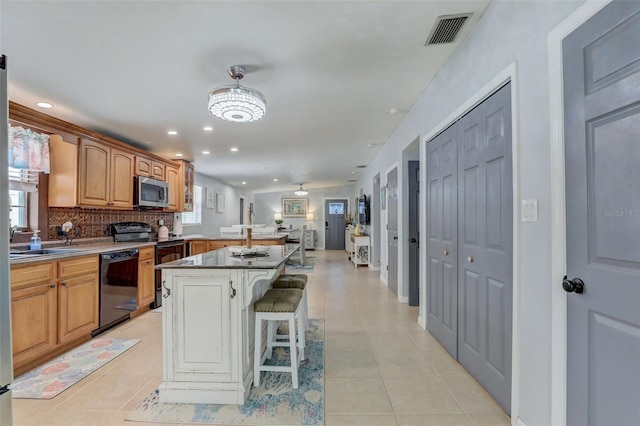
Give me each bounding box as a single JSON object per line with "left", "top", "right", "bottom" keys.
{"left": 522, "top": 199, "right": 539, "bottom": 222}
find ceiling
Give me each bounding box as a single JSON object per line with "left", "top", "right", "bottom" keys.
{"left": 1, "top": 1, "right": 490, "bottom": 193}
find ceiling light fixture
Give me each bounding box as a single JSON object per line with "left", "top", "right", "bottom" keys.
{"left": 203, "top": 126, "right": 213, "bottom": 131}
{"left": 208, "top": 65, "right": 266, "bottom": 123}
{"left": 294, "top": 184, "right": 309, "bottom": 196}
{"left": 36, "top": 102, "right": 53, "bottom": 109}
{"left": 202, "top": 150, "right": 210, "bottom": 155}
{"left": 168, "top": 130, "right": 177, "bottom": 135}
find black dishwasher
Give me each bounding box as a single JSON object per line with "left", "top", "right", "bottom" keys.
{"left": 92, "top": 248, "right": 139, "bottom": 336}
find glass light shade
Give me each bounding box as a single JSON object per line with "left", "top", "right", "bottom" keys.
{"left": 274, "top": 212, "right": 282, "bottom": 220}
{"left": 294, "top": 189, "right": 308, "bottom": 196}
{"left": 306, "top": 213, "right": 314, "bottom": 220}
{"left": 208, "top": 84, "right": 266, "bottom": 122}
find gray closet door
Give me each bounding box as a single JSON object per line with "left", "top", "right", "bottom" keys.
{"left": 563, "top": 2, "right": 640, "bottom": 424}
{"left": 457, "top": 82, "right": 512, "bottom": 414}
{"left": 387, "top": 167, "right": 399, "bottom": 295}
{"left": 426, "top": 124, "right": 458, "bottom": 356}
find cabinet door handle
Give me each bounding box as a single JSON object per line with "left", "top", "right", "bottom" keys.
{"left": 61, "top": 282, "right": 67, "bottom": 287}
{"left": 50, "top": 284, "right": 56, "bottom": 289}
{"left": 162, "top": 280, "right": 170, "bottom": 298}
{"left": 229, "top": 280, "right": 236, "bottom": 299}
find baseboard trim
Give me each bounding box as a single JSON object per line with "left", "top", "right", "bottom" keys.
{"left": 515, "top": 417, "right": 527, "bottom": 426}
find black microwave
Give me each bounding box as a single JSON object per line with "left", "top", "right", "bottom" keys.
{"left": 134, "top": 176, "right": 169, "bottom": 208}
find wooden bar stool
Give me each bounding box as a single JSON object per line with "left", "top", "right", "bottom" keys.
{"left": 253, "top": 288, "right": 305, "bottom": 389}
{"left": 273, "top": 274, "right": 308, "bottom": 327}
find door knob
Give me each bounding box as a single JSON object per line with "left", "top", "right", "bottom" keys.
{"left": 562, "top": 275, "right": 585, "bottom": 294}
{"left": 444, "top": 250, "right": 449, "bottom": 256}
{"left": 410, "top": 238, "right": 417, "bottom": 243}
{"left": 467, "top": 256, "right": 473, "bottom": 263}
{"left": 393, "top": 236, "right": 398, "bottom": 240}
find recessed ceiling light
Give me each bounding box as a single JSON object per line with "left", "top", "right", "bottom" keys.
{"left": 368, "top": 143, "right": 377, "bottom": 148}
{"left": 230, "top": 147, "right": 238, "bottom": 152}
{"left": 242, "top": 181, "right": 247, "bottom": 185}
{"left": 202, "top": 150, "right": 210, "bottom": 155}
{"left": 36, "top": 102, "right": 53, "bottom": 109}
{"left": 273, "top": 178, "right": 278, "bottom": 182}
{"left": 175, "top": 153, "right": 184, "bottom": 157}
{"left": 203, "top": 126, "right": 213, "bottom": 132}
{"left": 167, "top": 130, "right": 178, "bottom": 135}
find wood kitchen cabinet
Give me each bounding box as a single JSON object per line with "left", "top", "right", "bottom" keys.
{"left": 135, "top": 155, "right": 166, "bottom": 181}
{"left": 56, "top": 256, "right": 100, "bottom": 344}
{"left": 10, "top": 255, "right": 99, "bottom": 376}
{"left": 181, "top": 160, "right": 195, "bottom": 212}
{"left": 189, "top": 240, "right": 208, "bottom": 256}
{"left": 49, "top": 136, "right": 134, "bottom": 208}
{"left": 166, "top": 164, "right": 181, "bottom": 212}
{"left": 78, "top": 139, "right": 134, "bottom": 208}
{"left": 137, "top": 245, "right": 155, "bottom": 310}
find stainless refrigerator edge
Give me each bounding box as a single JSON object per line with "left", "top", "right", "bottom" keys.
{"left": 0, "top": 53, "right": 14, "bottom": 425}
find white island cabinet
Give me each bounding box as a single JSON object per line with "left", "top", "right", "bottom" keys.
{"left": 156, "top": 244, "right": 298, "bottom": 405}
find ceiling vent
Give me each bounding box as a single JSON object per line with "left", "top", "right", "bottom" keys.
{"left": 425, "top": 13, "right": 472, "bottom": 45}
{"left": 356, "top": 165, "right": 367, "bottom": 169}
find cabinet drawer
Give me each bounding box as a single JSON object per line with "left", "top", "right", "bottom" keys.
{"left": 139, "top": 245, "right": 155, "bottom": 261}
{"left": 58, "top": 255, "right": 99, "bottom": 279}
{"left": 11, "top": 262, "right": 55, "bottom": 289}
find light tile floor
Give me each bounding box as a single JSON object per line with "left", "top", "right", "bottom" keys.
{"left": 11, "top": 250, "right": 510, "bottom": 426}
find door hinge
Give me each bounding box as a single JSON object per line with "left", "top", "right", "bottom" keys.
{"left": 386, "top": 265, "right": 388, "bottom": 271}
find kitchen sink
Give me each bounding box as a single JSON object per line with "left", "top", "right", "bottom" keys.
{"left": 10, "top": 248, "right": 84, "bottom": 258}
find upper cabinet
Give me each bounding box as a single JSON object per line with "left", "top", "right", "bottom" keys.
{"left": 182, "top": 160, "right": 195, "bottom": 212}
{"left": 165, "top": 163, "right": 181, "bottom": 212}
{"left": 49, "top": 137, "right": 134, "bottom": 208}
{"left": 134, "top": 155, "right": 166, "bottom": 181}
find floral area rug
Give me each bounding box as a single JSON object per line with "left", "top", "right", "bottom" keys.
{"left": 285, "top": 256, "right": 315, "bottom": 273}
{"left": 128, "top": 319, "right": 324, "bottom": 425}
{"left": 11, "top": 338, "right": 140, "bottom": 399}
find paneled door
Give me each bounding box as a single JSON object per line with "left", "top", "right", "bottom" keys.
{"left": 325, "top": 199, "right": 347, "bottom": 250}
{"left": 408, "top": 161, "right": 420, "bottom": 306}
{"left": 426, "top": 124, "right": 458, "bottom": 356}
{"left": 563, "top": 2, "right": 640, "bottom": 424}
{"left": 425, "top": 82, "right": 513, "bottom": 413}
{"left": 387, "top": 168, "right": 399, "bottom": 295}
{"left": 457, "top": 82, "right": 512, "bottom": 414}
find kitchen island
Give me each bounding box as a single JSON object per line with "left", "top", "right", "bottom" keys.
{"left": 184, "top": 234, "right": 288, "bottom": 255}
{"left": 155, "top": 243, "right": 299, "bottom": 404}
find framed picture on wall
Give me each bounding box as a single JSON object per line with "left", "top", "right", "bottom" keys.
{"left": 205, "top": 188, "right": 216, "bottom": 209}
{"left": 380, "top": 185, "right": 387, "bottom": 210}
{"left": 282, "top": 198, "right": 308, "bottom": 217}
{"left": 216, "top": 193, "right": 225, "bottom": 212}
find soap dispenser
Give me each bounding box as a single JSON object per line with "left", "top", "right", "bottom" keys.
{"left": 29, "top": 230, "right": 42, "bottom": 251}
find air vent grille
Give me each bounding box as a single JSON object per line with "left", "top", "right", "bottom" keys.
{"left": 425, "top": 13, "right": 472, "bottom": 45}
{"left": 356, "top": 165, "right": 367, "bottom": 169}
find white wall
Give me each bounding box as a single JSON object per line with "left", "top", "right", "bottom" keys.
{"left": 254, "top": 185, "right": 354, "bottom": 249}
{"left": 182, "top": 172, "right": 253, "bottom": 236}
{"left": 353, "top": 1, "right": 584, "bottom": 424}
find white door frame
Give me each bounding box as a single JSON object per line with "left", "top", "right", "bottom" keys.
{"left": 548, "top": 1, "right": 612, "bottom": 424}
{"left": 418, "top": 62, "right": 521, "bottom": 423}
{"left": 385, "top": 162, "right": 400, "bottom": 296}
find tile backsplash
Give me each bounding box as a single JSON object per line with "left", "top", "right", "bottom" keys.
{"left": 48, "top": 208, "right": 174, "bottom": 240}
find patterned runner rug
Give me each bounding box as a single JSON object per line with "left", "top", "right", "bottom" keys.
{"left": 128, "top": 319, "right": 324, "bottom": 425}
{"left": 11, "top": 338, "right": 140, "bottom": 399}
{"left": 285, "top": 256, "right": 315, "bottom": 272}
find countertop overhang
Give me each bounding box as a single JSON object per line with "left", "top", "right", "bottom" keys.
{"left": 156, "top": 243, "right": 299, "bottom": 269}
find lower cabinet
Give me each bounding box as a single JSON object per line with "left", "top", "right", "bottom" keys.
{"left": 137, "top": 246, "right": 155, "bottom": 309}
{"left": 10, "top": 255, "right": 99, "bottom": 375}
{"left": 189, "top": 240, "right": 208, "bottom": 255}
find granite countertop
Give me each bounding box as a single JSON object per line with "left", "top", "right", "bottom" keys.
{"left": 9, "top": 238, "right": 160, "bottom": 265}
{"left": 156, "top": 243, "right": 299, "bottom": 270}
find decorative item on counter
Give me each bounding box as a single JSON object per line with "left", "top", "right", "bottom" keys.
{"left": 158, "top": 219, "right": 169, "bottom": 240}
{"left": 354, "top": 223, "right": 362, "bottom": 236}
{"left": 61, "top": 221, "right": 74, "bottom": 245}
{"left": 29, "top": 230, "right": 42, "bottom": 250}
